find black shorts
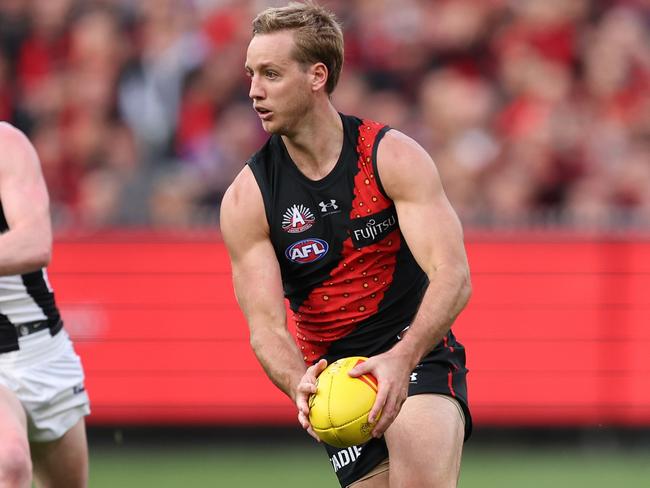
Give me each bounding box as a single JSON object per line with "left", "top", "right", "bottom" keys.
{"left": 320, "top": 332, "right": 471, "bottom": 487}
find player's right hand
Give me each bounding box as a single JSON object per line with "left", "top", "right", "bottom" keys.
{"left": 295, "top": 358, "right": 328, "bottom": 442}
{"left": 348, "top": 351, "right": 410, "bottom": 438}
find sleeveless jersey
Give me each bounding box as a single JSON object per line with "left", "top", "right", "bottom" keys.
{"left": 248, "top": 114, "right": 432, "bottom": 364}
{"left": 0, "top": 202, "right": 62, "bottom": 353}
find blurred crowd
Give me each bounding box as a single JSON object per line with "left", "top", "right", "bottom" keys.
{"left": 0, "top": 0, "right": 648, "bottom": 230}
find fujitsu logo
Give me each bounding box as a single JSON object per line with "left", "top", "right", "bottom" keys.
{"left": 282, "top": 204, "right": 315, "bottom": 233}
{"left": 350, "top": 206, "right": 398, "bottom": 248}
{"left": 354, "top": 216, "right": 396, "bottom": 241}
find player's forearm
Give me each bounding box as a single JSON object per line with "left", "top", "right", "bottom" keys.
{"left": 390, "top": 264, "right": 471, "bottom": 370}
{"left": 0, "top": 226, "right": 52, "bottom": 275}
{"left": 249, "top": 325, "right": 307, "bottom": 402}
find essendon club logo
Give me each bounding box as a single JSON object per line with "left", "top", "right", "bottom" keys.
{"left": 285, "top": 238, "right": 329, "bottom": 264}
{"left": 282, "top": 204, "right": 315, "bottom": 233}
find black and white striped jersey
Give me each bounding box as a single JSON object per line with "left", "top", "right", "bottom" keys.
{"left": 0, "top": 202, "right": 62, "bottom": 353}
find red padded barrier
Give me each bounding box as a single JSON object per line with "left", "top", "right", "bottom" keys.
{"left": 48, "top": 231, "right": 650, "bottom": 426}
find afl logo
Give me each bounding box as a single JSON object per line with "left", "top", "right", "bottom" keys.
{"left": 285, "top": 239, "right": 329, "bottom": 264}
{"left": 282, "top": 204, "right": 315, "bottom": 233}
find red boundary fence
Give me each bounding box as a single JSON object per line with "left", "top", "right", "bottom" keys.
{"left": 49, "top": 230, "right": 650, "bottom": 427}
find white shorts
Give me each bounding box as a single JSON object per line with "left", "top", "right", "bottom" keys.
{"left": 0, "top": 328, "right": 90, "bottom": 442}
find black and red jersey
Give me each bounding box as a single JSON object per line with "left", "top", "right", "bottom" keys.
{"left": 248, "top": 114, "right": 431, "bottom": 364}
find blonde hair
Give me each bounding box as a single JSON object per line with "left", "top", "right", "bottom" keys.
{"left": 252, "top": 1, "right": 344, "bottom": 94}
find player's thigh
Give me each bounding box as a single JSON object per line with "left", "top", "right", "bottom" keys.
{"left": 0, "top": 384, "right": 32, "bottom": 483}
{"left": 31, "top": 418, "right": 88, "bottom": 488}
{"left": 385, "top": 394, "right": 464, "bottom": 488}
{"left": 0, "top": 383, "right": 28, "bottom": 439}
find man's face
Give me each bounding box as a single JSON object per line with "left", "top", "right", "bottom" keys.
{"left": 245, "top": 30, "right": 313, "bottom": 135}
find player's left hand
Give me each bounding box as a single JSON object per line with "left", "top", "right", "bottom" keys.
{"left": 348, "top": 351, "right": 411, "bottom": 438}
{"left": 295, "top": 358, "right": 328, "bottom": 442}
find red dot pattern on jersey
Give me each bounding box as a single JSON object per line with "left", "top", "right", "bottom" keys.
{"left": 295, "top": 120, "right": 401, "bottom": 364}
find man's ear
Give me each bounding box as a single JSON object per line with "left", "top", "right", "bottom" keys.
{"left": 310, "top": 62, "right": 329, "bottom": 92}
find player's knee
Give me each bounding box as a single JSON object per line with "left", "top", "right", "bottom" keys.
{"left": 421, "top": 471, "right": 459, "bottom": 488}
{"left": 0, "top": 439, "right": 32, "bottom": 488}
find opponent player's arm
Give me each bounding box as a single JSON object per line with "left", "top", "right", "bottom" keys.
{"left": 351, "top": 129, "right": 471, "bottom": 436}
{"left": 0, "top": 122, "right": 53, "bottom": 276}
{"left": 220, "top": 166, "right": 308, "bottom": 402}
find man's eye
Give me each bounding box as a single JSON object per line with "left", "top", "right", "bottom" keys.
{"left": 266, "top": 71, "right": 278, "bottom": 79}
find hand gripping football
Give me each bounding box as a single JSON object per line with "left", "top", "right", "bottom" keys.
{"left": 308, "top": 356, "right": 380, "bottom": 448}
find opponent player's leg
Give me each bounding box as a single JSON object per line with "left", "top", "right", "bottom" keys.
{"left": 30, "top": 418, "right": 88, "bottom": 488}
{"left": 0, "top": 385, "right": 32, "bottom": 488}
{"left": 385, "top": 394, "right": 464, "bottom": 488}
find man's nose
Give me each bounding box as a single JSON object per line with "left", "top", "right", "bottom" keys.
{"left": 249, "top": 76, "right": 264, "bottom": 99}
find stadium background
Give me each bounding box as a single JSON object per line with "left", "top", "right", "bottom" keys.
{"left": 1, "top": 0, "right": 649, "bottom": 486}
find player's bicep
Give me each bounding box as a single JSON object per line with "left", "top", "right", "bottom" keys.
{"left": 230, "top": 237, "right": 286, "bottom": 328}
{"left": 397, "top": 184, "right": 466, "bottom": 278}
{"left": 220, "top": 168, "right": 286, "bottom": 331}
{"left": 377, "top": 131, "right": 468, "bottom": 277}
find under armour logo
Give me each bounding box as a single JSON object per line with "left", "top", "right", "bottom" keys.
{"left": 410, "top": 372, "right": 418, "bottom": 383}
{"left": 319, "top": 199, "right": 339, "bottom": 212}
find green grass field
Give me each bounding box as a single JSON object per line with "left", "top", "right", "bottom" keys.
{"left": 88, "top": 435, "right": 650, "bottom": 487}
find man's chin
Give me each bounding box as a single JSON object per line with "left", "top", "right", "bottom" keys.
{"left": 259, "top": 119, "right": 275, "bottom": 133}
{"left": 260, "top": 120, "right": 286, "bottom": 136}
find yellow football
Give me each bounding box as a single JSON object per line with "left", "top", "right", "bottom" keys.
{"left": 308, "top": 356, "right": 380, "bottom": 448}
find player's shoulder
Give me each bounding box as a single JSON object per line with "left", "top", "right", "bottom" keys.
{"left": 375, "top": 128, "right": 440, "bottom": 198}
{"left": 0, "top": 122, "right": 31, "bottom": 148}
{"left": 220, "top": 165, "right": 266, "bottom": 226}
{"left": 222, "top": 135, "right": 275, "bottom": 214}
{"left": 0, "top": 122, "right": 39, "bottom": 171}
{"left": 0, "top": 121, "right": 20, "bottom": 135}
{"left": 220, "top": 164, "right": 270, "bottom": 250}
{"left": 222, "top": 165, "right": 258, "bottom": 207}
{"left": 379, "top": 128, "right": 428, "bottom": 160}
{"left": 378, "top": 128, "right": 435, "bottom": 171}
